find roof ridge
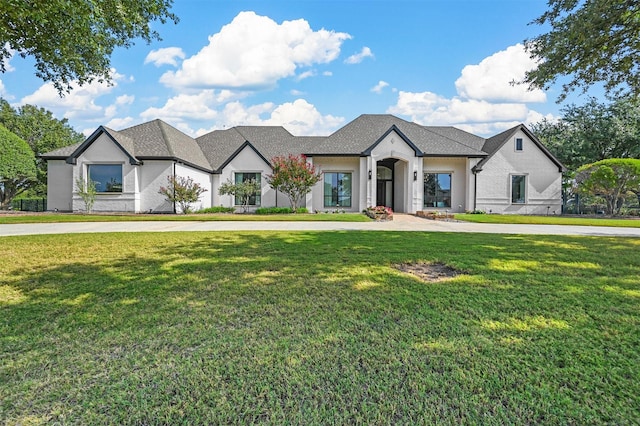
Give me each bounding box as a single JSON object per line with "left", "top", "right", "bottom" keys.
{"left": 155, "top": 120, "right": 175, "bottom": 158}
{"left": 419, "top": 124, "right": 485, "bottom": 154}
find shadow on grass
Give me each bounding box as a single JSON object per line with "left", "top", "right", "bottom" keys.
{"left": 1, "top": 231, "right": 639, "bottom": 423}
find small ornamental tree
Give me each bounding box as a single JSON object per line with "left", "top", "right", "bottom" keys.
{"left": 0, "top": 124, "right": 36, "bottom": 209}
{"left": 159, "top": 175, "right": 208, "bottom": 214}
{"left": 575, "top": 159, "right": 640, "bottom": 215}
{"left": 218, "top": 178, "right": 260, "bottom": 213}
{"left": 75, "top": 176, "right": 97, "bottom": 213}
{"left": 266, "top": 154, "right": 322, "bottom": 212}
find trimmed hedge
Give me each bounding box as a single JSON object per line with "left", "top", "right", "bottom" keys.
{"left": 255, "top": 207, "right": 309, "bottom": 215}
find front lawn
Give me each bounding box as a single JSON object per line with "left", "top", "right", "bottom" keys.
{"left": 455, "top": 213, "right": 640, "bottom": 228}
{"left": 0, "top": 212, "right": 370, "bottom": 224}
{"left": 1, "top": 232, "right": 639, "bottom": 424}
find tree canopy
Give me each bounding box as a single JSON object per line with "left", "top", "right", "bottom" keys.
{"left": 524, "top": 0, "right": 640, "bottom": 101}
{"left": 0, "top": 124, "right": 36, "bottom": 208}
{"left": 266, "top": 155, "right": 322, "bottom": 212}
{"left": 576, "top": 159, "right": 640, "bottom": 215}
{"left": 0, "top": 99, "right": 85, "bottom": 195}
{"left": 0, "top": 0, "right": 178, "bottom": 93}
{"left": 531, "top": 96, "right": 640, "bottom": 172}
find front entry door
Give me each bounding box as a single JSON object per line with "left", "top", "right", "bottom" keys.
{"left": 376, "top": 163, "right": 394, "bottom": 208}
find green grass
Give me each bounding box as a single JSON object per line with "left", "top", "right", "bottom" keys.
{"left": 0, "top": 212, "right": 370, "bottom": 224}
{"left": 1, "top": 231, "right": 639, "bottom": 424}
{"left": 456, "top": 213, "right": 640, "bottom": 228}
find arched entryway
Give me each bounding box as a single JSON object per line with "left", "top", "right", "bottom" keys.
{"left": 376, "top": 158, "right": 398, "bottom": 209}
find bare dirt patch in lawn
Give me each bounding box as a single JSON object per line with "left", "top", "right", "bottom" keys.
{"left": 395, "top": 262, "right": 464, "bottom": 282}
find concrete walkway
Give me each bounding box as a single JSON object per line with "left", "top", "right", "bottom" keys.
{"left": 1, "top": 214, "right": 639, "bottom": 237}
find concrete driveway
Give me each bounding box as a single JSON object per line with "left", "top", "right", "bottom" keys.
{"left": 1, "top": 214, "right": 639, "bottom": 237}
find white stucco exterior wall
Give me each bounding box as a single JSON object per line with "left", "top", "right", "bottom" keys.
{"left": 138, "top": 161, "right": 174, "bottom": 213}
{"left": 218, "top": 145, "right": 272, "bottom": 212}
{"left": 369, "top": 130, "right": 422, "bottom": 213}
{"left": 47, "top": 160, "right": 73, "bottom": 211}
{"left": 174, "top": 163, "right": 212, "bottom": 213}
{"left": 423, "top": 157, "right": 468, "bottom": 213}
{"left": 311, "top": 157, "right": 361, "bottom": 212}
{"left": 72, "top": 134, "right": 138, "bottom": 212}
{"left": 476, "top": 129, "right": 562, "bottom": 214}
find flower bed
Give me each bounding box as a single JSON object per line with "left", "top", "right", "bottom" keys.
{"left": 416, "top": 210, "right": 455, "bottom": 220}
{"left": 365, "top": 206, "right": 393, "bottom": 221}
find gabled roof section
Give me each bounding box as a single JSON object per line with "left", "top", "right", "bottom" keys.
{"left": 197, "top": 126, "right": 309, "bottom": 172}
{"left": 63, "top": 126, "right": 140, "bottom": 165}
{"left": 304, "top": 114, "right": 487, "bottom": 157}
{"left": 361, "top": 124, "right": 423, "bottom": 156}
{"left": 474, "top": 124, "right": 566, "bottom": 172}
{"left": 119, "top": 119, "right": 212, "bottom": 172}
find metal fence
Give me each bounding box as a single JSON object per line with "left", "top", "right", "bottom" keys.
{"left": 11, "top": 198, "right": 47, "bottom": 212}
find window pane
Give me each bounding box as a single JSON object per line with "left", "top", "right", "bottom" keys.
{"left": 424, "top": 173, "right": 451, "bottom": 208}
{"left": 88, "top": 164, "right": 122, "bottom": 192}
{"left": 512, "top": 175, "right": 526, "bottom": 203}
{"left": 324, "top": 172, "right": 351, "bottom": 207}
{"left": 515, "top": 138, "right": 523, "bottom": 151}
{"left": 235, "top": 172, "right": 261, "bottom": 206}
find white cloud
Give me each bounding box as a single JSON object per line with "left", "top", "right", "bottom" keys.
{"left": 140, "top": 90, "right": 224, "bottom": 122}
{"left": 371, "top": 80, "right": 389, "bottom": 94}
{"left": 0, "top": 80, "right": 6, "bottom": 96}
{"left": 388, "top": 90, "right": 529, "bottom": 135}
{"left": 160, "top": 11, "right": 351, "bottom": 89}
{"left": 455, "top": 43, "right": 545, "bottom": 103}
{"left": 296, "top": 70, "right": 316, "bottom": 81}
{"left": 106, "top": 116, "right": 135, "bottom": 130}
{"left": 387, "top": 43, "right": 553, "bottom": 136}
{"left": 345, "top": 47, "right": 373, "bottom": 64}
{"left": 20, "top": 70, "right": 127, "bottom": 121}
{"left": 323, "top": 71, "right": 333, "bottom": 77}
{"left": 116, "top": 95, "right": 135, "bottom": 105}
{"left": 189, "top": 99, "right": 343, "bottom": 137}
{"left": 290, "top": 89, "right": 305, "bottom": 96}
{"left": 144, "top": 47, "right": 186, "bottom": 67}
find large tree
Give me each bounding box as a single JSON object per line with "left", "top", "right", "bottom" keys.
{"left": 575, "top": 159, "right": 640, "bottom": 215}
{"left": 524, "top": 0, "right": 640, "bottom": 102}
{"left": 531, "top": 96, "right": 640, "bottom": 172}
{"left": 0, "top": 99, "right": 85, "bottom": 195}
{"left": 0, "top": 0, "right": 177, "bottom": 93}
{"left": 0, "top": 124, "right": 36, "bottom": 208}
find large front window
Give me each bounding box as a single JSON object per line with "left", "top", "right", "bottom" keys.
{"left": 235, "top": 172, "right": 261, "bottom": 206}
{"left": 511, "top": 175, "right": 526, "bottom": 204}
{"left": 88, "top": 164, "right": 122, "bottom": 193}
{"left": 324, "top": 172, "right": 352, "bottom": 207}
{"left": 424, "top": 173, "right": 451, "bottom": 208}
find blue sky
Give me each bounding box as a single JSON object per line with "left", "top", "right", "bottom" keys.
{"left": 0, "top": 0, "right": 589, "bottom": 138}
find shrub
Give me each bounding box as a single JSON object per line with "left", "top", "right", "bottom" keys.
{"left": 255, "top": 207, "right": 309, "bottom": 215}
{"left": 196, "top": 206, "right": 235, "bottom": 214}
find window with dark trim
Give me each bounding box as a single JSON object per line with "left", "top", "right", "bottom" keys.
{"left": 511, "top": 175, "right": 526, "bottom": 204}
{"left": 88, "top": 164, "right": 123, "bottom": 192}
{"left": 234, "top": 172, "right": 261, "bottom": 206}
{"left": 324, "top": 172, "right": 352, "bottom": 207}
{"left": 424, "top": 173, "right": 451, "bottom": 208}
{"left": 515, "top": 138, "right": 523, "bottom": 151}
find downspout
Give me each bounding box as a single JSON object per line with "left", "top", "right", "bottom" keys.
{"left": 473, "top": 168, "right": 478, "bottom": 211}
{"left": 172, "top": 162, "right": 176, "bottom": 214}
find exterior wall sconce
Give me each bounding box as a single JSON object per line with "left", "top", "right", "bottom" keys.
{"left": 368, "top": 170, "right": 372, "bottom": 180}
{"left": 413, "top": 171, "right": 418, "bottom": 181}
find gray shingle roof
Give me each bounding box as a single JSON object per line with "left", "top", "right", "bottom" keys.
{"left": 48, "top": 115, "right": 568, "bottom": 173}
{"left": 40, "top": 142, "right": 83, "bottom": 158}
{"left": 304, "top": 114, "right": 487, "bottom": 157}
{"left": 118, "top": 120, "right": 211, "bottom": 171}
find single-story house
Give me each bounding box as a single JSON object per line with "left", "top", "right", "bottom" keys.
{"left": 41, "top": 114, "right": 565, "bottom": 214}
